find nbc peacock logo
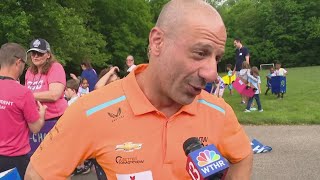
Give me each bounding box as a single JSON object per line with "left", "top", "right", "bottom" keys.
{"left": 196, "top": 150, "right": 221, "bottom": 167}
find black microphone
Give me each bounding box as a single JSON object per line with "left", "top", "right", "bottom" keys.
{"left": 183, "top": 137, "right": 229, "bottom": 180}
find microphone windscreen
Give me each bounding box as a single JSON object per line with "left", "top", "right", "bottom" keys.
{"left": 183, "top": 137, "right": 203, "bottom": 156}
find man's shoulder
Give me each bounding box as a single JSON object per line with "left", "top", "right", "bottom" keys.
{"left": 241, "top": 46, "right": 249, "bottom": 53}
{"left": 9, "top": 81, "right": 29, "bottom": 90}
{"left": 2, "top": 81, "right": 33, "bottom": 98}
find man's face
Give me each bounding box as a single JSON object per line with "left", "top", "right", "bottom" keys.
{"left": 155, "top": 14, "right": 226, "bottom": 105}
{"left": 126, "top": 57, "right": 134, "bottom": 67}
{"left": 233, "top": 40, "right": 241, "bottom": 49}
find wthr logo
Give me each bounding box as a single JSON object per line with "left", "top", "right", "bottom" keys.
{"left": 196, "top": 150, "right": 221, "bottom": 167}
{"left": 186, "top": 145, "right": 229, "bottom": 179}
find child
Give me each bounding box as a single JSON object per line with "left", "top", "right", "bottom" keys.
{"left": 226, "top": 64, "right": 233, "bottom": 95}
{"left": 272, "top": 61, "right": 288, "bottom": 98}
{"left": 65, "top": 79, "right": 80, "bottom": 105}
{"left": 273, "top": 61, "right": 288, "bottom": 76}
{"left": 204, "top": 82, "right": 216, "bottom": 94}
{"left": 244, "top": 66, "right": 263, "bottom": 112}
{"left": 265, "top": 67, "right": 274, "bottom": 95}
{"left": 239, "top": 61, "right": 251, "bottom": 104}
{"left": 213, "top": 75, "right": 225, "bottom": 98}
{"left": 77, "top": 78, "right": 89, "bottom": 97}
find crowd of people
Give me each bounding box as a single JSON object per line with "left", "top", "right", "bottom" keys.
{"left": 205, "top": 38, "right": 288, "bottom": 113}
{"left": 0, "top": 38, "right": 136, "bottom": 178}
{"left": 1, "top": 0, "right": 257, "bottom": 179}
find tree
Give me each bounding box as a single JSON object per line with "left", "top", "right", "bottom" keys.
{"left": 90, "top": 0, "right": 153, "bottom": 70}
{"left": 218, "top": 0, "right": 320, "bottom": 69}
{"left": 149, "top": 0, "right": 170, "bottom": 23}
{"left": 0, "top": 0, "right": 31, "bottom": 46}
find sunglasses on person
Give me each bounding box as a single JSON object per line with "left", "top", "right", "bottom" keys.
{"left": 14, "top": 55, "right": 26, "bottom": 64}
{"left": 30, "top": 51, "right": 46, "bottom": 57}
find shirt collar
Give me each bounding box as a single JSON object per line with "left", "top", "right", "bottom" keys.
{"left": 122, "top": 64, "right": 157, "bottom": 115}
{"left": 122, "top": 64, "right": 198, "bottom": 116}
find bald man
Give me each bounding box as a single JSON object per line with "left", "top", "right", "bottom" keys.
{"left": 25, "top": 0, "right": 252, "bottom": 179}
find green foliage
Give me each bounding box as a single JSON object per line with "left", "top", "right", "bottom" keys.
{"left": 0, "top": 0, "right": 31, "bottom": 45}
{"left": 0, "top": 0, "right": 152, "bottom": 73}
{"left": 149, "top": 0, "right": 170, "bottom": 23}
{"left": 90, "top": 0, "right": 153, "bottom": 70}
{"left": 0, "top": 0, "right": 318, "bottom": 73}
{"left": 218, "top": 0, "right": 320, "bottom": 69}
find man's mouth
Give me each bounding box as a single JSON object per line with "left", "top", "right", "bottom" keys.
{"left": 188, "top": 84, "right": 203, "bottom": 95}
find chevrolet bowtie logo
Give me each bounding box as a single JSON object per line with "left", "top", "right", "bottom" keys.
{"left": 115, "top": 142, "right": 142, "bottom": 152}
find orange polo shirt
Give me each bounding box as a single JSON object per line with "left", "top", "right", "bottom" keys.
{"left": 31, "top": 64, "right": 251, "bottom": 180}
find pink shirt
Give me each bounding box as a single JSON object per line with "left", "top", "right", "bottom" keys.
{"left": 0, "top": 80, "right": 39, "bottom": 156}
{"left": 25, "top": 62, "right": 67, "bottom": 120}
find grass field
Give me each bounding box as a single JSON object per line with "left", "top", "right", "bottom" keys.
{"left": 221, "top": 66, "right": 320, "bottom": 125}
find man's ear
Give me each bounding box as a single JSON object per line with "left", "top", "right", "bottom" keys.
{"left": 148, "top": 27, "right": 164, "bottom": 56}
{"left": 15, "top": 59, "right": 20, "bottom": 66}
{"left": 15, "top": 58, "right": 22, "bottom": 67}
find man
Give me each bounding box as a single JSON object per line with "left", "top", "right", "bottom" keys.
{"left": 0, "top": 43, "right": 46, "bottom": 178}
{"left": 126, "top": 55, "right": 137, "bottom": 72}
{"left": 233, "top": 38, "right": 250, "bottom": 104}
{"left": 233, "top": 38, "right": 250, "bottom": 77}
{"left": 25, "top": 0, "right": 253, "bottom": 179}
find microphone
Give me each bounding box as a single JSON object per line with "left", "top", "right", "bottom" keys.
{"left": 183, "top": 137, "right": 229, "bottom": 180}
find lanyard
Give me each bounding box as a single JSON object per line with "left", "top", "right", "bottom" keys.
{"left": 0, "top": 76, "right": 15, "bottom": 81}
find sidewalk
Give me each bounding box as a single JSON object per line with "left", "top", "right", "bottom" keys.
{"left": 245, "top": 125, "right": 320, "bottom": 180}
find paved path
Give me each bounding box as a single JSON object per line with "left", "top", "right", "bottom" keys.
{"left": 245, "top": 125, "right": 320, "bottom": 180}
{"left": 73, "top": 125, "right": 320, "bottom": 180}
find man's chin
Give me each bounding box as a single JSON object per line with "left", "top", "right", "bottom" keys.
{"left": 176, "top": 95, "right": 196, "bottom": 106}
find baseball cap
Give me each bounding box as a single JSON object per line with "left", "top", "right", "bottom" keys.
{"left": 27, "top": 38, "right": 51, "bottom": 53}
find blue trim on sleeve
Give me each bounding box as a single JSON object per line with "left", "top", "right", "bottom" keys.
{"left": 198, "top": 99, "right": 225, "bottom": 114}
{"left": 86, "top": 95, "right": 126, "bottom": 116}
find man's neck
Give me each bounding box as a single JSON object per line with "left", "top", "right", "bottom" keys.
{"left": 0, "top": 67, "right": 17, "bottom": 80}
{"left": 136, "top": 67, "right": 182, "bottom": 118}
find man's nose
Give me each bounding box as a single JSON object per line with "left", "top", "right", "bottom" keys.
{"left": 198, "top": 57, "right": 218, "bottom": 83}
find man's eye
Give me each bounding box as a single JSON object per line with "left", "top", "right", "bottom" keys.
{"left": 194, "top": 51, "right": 206, "bottom": 57}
